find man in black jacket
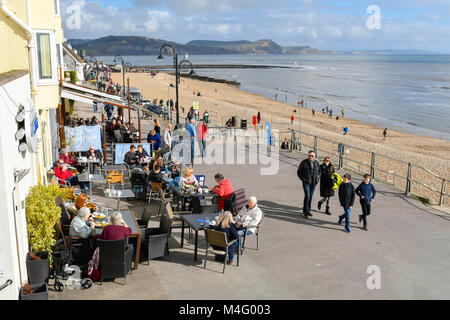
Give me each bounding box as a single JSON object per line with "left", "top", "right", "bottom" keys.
{"left": 124, "top": 145, "right": 138, "bottom": 168}
{"left": 338, "top": 174, "right": 355, "bottom": 233}
{"left": 297, "top": 151, "right": 321, "bottom": 218}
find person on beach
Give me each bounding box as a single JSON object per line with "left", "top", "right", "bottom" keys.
{"left": 383, "top": 128, "right": 387, "bottom": 140}
{"left": 252, "top": 115, "right": 257, "bottom": 128}
{"left": 318, "top": 157, "right": 335, "bottom": 215}
{"left": 329, "top": 109, "right": 333, "bottom": 119}
{"left": 291, "top": 114, "right": 295, "bottom": 124}
{"left": 297, "top": 151, "right": 321, "bottom": 218}
{"left": 341, "top": 109, "right": 345, "bottom": 118}
{"left": 203, "top": 110, "right": 209, "bottom": 124}
{"left": 343, "top": 127, "right": 349, "bottom": 135}
{"left": 338, "top": 174, "right": 355, "bottom": 233}
{"left": 312, "top": 109, "right": 315, "bottom": 117}
{"left": 257, "top": 110, "right": 261, "bottom": 124}
{"left": 355, "top": 174, "right": 376, "bottom": 231}
{"left": 226, "top": 118, "right": 232, "bottom": 128}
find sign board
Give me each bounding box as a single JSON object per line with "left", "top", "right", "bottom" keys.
{"left": 64, "top": 125, "right": 102, "bottom": 152}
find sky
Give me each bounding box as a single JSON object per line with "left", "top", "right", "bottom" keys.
{"left": 60, "top": 0, "right": 450, "bottom": 53}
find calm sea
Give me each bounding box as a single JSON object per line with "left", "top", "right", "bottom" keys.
{"left": 98, "top": 54, "right": 450, "bottom": 140}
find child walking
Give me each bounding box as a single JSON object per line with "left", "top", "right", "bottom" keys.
{"left": 338, "top": 174, "right": 355, "bottom": 233}
{"left": 355, "top": 174, "right": 377, "bottom": 231}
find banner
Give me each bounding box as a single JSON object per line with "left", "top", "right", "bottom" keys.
{"left": 114, "top": 143, "right": 152, "bottom": 164}
{"left": 64, "top": 125, "right": 102, "bottom": 152}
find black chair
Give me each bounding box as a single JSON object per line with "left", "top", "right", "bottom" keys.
{"left": 233, "top": 188, "right": 247, "bottom": 214}
{"left": 55, "top": 196, "right": 71, "bottom": 241}
{"left": 97, "top": 238, "right": 133, "bottom": 284}
{"left": 140, "top": 214, "right": 171, "bottom": 265}
{"left": 136, "top": 206, "right": 153, "bottom": 229}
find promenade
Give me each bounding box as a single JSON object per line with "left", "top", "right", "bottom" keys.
{"left": 49, "top": 141, "right": 450, "bottom": 300}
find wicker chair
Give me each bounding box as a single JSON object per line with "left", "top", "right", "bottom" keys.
{"left": 97, "top": 238, "right": 133, "bottom": 285}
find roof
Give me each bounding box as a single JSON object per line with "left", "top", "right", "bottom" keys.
{"left": 63, "top": 43, "right": 85, "bottom": 64}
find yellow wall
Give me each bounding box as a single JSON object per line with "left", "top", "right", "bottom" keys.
{"left": 29, "top": 0, "right": 63, "bottom": 42}
{"left": 0, "top": 0, "right": 29, "bottom": 74}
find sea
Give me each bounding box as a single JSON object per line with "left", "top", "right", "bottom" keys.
{"left": 98, "top": 54, "right": 450, "bottom": 140}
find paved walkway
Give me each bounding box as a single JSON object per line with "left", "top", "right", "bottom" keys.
{"left": 50, "top": 140, "right": 450, "bottom": 299}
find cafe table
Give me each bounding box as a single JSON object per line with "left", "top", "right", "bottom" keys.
{"left": 173, "top": 187, "right": 217, "bottom": 213}
{"left": 78, "top": 173, "right": 106, "bottom": 200}
{"left": 103, "top": 189, "right": 135, "bottom": 210}
{"left": 181, "top": 212, "right": 221, "bottom": 261}
{"left": 92, "top": 210, "right": 142, "bottom": 270}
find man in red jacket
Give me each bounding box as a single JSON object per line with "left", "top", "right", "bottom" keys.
{"left": 212, "top": 173, "right": 233, "bottom": 212}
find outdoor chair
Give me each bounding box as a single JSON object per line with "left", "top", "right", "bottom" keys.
{"left": 234, "top": 188, "right": 247, "bottom": 214}
{"left": 194, "top": 175, "right": 206, "bottom": 187}
{"left": 164, "top": 202, "right": 185, "bottom": 241}
{"left": 203, "top": 229, "right": 239, "bottom": 273}
{"left": 97, "top": 238, "right": 133, "bottom": 285}
{"left": 55, "top": 196, "right": 71, "bottom": 243}
{"left": 241, "top": 211, "right": 264, "bottom": 253}
{"left": 140, "top": 214, "right": 171, "bottom": 265}
{"left": 148, "top": 182, "right": 164, "bottom": 206}
{"left": 106, "top": 170, "right": 124, "bottom": 190}
{"left": 136, "top": 206, "right": 153, "bottom": 229}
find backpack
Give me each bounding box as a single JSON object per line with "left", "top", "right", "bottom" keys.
{"left": 331, "top": 173, "right": 343, "bottom": 190}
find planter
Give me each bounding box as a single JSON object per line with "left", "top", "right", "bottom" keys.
{"left": 20, "top": 283, "right": 49, "bottom": 300}
{"left": 26, "top": 251, "right": 50, "bottom": 285}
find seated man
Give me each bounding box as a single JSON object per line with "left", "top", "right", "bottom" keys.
{"left": 234, "top": 196, "right": 262, "bottom": 250}
{"left": 147, "top": 164, "right": 174, "bottom": 190}
{"left": 83, "top": 145, "right": 102, "bottom": 174}
{"left": 55, "top": 159, "right": 89, "bottom": 194}
{"left": 135, "top": 144, "right": 149, "bottom": 162}
{"left": 69, "top": 207, "right": 95, "bottom": 238}
{"left": 124, "top": 144, "right": 139, "bottom": 168}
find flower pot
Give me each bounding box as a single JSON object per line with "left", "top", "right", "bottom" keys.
{"left": 26, "top": 251, "right": 50, "bottom": 285}
{"left": 19, "top": 283, "right": 48, "bottom": 300}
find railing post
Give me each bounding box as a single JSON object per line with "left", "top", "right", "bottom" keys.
{"left": 440, "top": 178, "right": 446, "bottom": 206}
{"left": 314, "top": 136, "right": 317, "bottom": 156}
{"left": 290, "top": 129, "right": 295, "bottom": 152}
{"left": 370, "top": 152, "right": 375, "bottom": 179}
{"left": 338, "top": 143, "right": 344, "bottom": 170}
{"left": 406, "top": 162, "right": 412, "bottom": 196}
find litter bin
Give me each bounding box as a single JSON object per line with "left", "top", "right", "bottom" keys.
{"left": 231, "top": 116, "right": 236, "bottom": 127}
{"left": 240, "top": 119, "right": 247, "bottom": 129}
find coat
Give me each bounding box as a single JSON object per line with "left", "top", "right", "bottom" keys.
{"left": 212, "top": 179, "right": 234, "bottom": 210}
{"left": 297, "top": 159, "right": 320, "bottom": 186}
{"left": 338, "top": 182, "right": 355, "bottom": 209}
{"left": 319, "top": 163, "right": 335, "bottom": 198}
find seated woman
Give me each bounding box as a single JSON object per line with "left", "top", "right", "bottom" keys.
{"left": 212, "top": 211, "right": 239, "bottom": 265}
{"left": 152, "top": 154, "right": 164, "bottom": 171}
{"left": 69, "top": 207, "right": 95, "bottom": 238}
{"left": 179, "top": 167, "right": 199, "bottom": 191}
{"left": 55, "top": 159, "right": 89, "bottom": 194}
{"left": 98, "top": 212, "right": 133, "bottom": 254}
{"left": 59, "top": 148, "right": 84, "bottom": 173}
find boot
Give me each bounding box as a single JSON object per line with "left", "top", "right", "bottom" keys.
{"left": 318, "top": 200, "right": 323, "bottom": 211}
{"left": 363, "top": 225, "right": 368, "bottom": 231}
{"left": 324, "top": 206, "right": 331, "bottom": 215}
{"left": 358, "top": 215, "right": 363, "bottom": 223}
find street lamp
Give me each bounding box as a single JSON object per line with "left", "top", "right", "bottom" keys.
{"left": 157, "top": 44, "right": 195, "bottom": 127}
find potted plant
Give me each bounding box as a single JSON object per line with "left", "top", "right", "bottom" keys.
{"left": 19, "top": 282, "right": 48, "bottom": 300}
{"left": 25, "top": 184, "right": 67, "bottom": 285}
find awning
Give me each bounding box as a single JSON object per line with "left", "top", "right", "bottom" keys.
{"left": 60, "top": 88, "right": 135, "bottom": 111}
{"left": 62, "top": 81, "right": 124, "bottom": 102}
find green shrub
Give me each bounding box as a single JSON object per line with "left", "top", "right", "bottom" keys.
{"left": 69, "top": 71, "right": 77, "bottom": 84}
{"left": 25, "top": 184, "right": 66, "bottom": 260}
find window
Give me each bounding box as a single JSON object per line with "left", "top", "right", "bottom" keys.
{"left": 37, "top": 33, "right": 52, "bottom": 79}
{"left": 34, "top": 30, "right": 57, "bottom": 84}
{"left": 54, "top": 0, "right": 60, "bottom": 16}
{"left": 56, "top": 43, "right": 62, "bottom": 67}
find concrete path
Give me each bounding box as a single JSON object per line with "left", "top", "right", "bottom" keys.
{"left": 50, "top": 141, "right": 450, "bottom": 299}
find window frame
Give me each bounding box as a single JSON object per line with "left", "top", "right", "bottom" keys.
{"left": 34, "top": 30, "right": 58, "bottom": 85}
{"left": 54, "top": 0, "right": 61, "bottom": 16}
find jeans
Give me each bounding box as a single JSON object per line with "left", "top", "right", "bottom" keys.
{"left": 237, "top": 229, "right": 253, "bottom": 251}
{"left": 190, "top": 138, "right": 195, "bottom": 165}
{"left": 360, "top": 200, "right": 371, "bottom": 226}
{"left": 228, "top": 241, "right": 237, "bottom": 262}
{"left": 302, "top": 183, "right": 316, "bottom": 214}
{"left": 199, "top": 139, "right": 206, "bottom": 157}
{"left": 339, "top": 207, "right": 351, "bottom": 229}
{"left": 67, "top": 176, "right": 89, "bottom": 194}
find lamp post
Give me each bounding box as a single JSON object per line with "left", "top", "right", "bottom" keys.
{"left": 114, "top": 55, "right": 125, "bottom": 97}
{"left": 158, "top": 44, "right": 195, "bottom": 127}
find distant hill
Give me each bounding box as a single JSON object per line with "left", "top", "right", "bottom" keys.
{"left": 68, "top": 36, "right": 311, "bottom": 56}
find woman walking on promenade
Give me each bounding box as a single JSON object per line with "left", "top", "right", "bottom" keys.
{"left": 154, "top": 118, "right": 161, "bottom": 135}
{"left": 318, "top": 157, "right": 335, "bottom": 215}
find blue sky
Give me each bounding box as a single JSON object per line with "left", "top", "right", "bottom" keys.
{"left": 61, "top": 0, "right": 450, "bottom": 53}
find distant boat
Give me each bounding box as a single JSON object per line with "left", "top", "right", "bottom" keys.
{"left": 184, "top": 53, "right": 189, "bottom": 60}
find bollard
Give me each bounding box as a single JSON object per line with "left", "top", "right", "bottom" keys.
{"left": 314, "top": 136, "right": 318, "bottom": 156}
{"left": 370, "top": 152, "right": 375, "bottom": 179}
{"left": 405, "top": 163, "right": 412, "bottom": 196}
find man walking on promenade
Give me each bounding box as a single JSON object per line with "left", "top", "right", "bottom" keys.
{"left": 257, "top": 110, "right": 261, "bottom": 124}
{"left": 297, "top": 151, "right": 321, "bottom": 218}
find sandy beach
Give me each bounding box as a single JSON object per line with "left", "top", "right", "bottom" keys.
{"left": 108, "top": 71, "right": 449, "bottom": 205}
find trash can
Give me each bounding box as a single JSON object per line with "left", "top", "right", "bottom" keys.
{"left": 240, "top": 119, "right": 247, "bottom": 129}
{"left": 231, "top": 116, "right": 236, "bottom": 127}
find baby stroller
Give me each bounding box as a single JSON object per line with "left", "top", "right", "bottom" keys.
{"left": 129, "top": 167, "right": 148, "bottom": 200}
{"left": 50, "top": 244, "right": 93, "bottom": 292}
